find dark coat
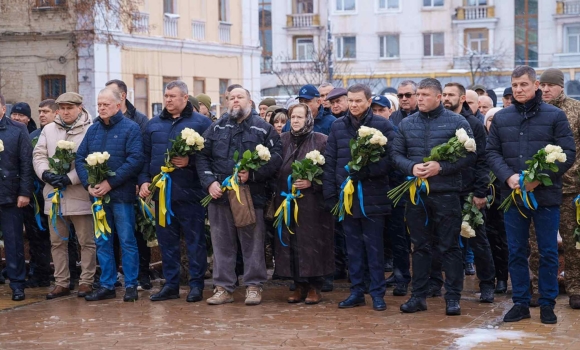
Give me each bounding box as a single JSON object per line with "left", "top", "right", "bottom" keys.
{"left": 196, "top": 111, "right": 283, "bottom": 208}
{"left": 139, "top": 102, "right": 212, "bottom": 203}
{"left": 124, "top": 99, "right": 149, "bottom": 132}
{"left": 390, "top": 107, "right": 419, "bottom": 127}
{"left": 274, "top": 132, "right": 334, "bottom": 278}
{"left": 282, "top": 105, "right": 337, "bottom": 136}
{"left": 0, "top": 116, "right": 33, "bottom": 205}
{"left": 459, "top": 102, "right": 490, "bottom": 198}
{"left": 76, "top": 110, "right": 144, "bottom": 203}
{"left": 323, "top": 108, "right": 397, "bottom": 218}
{"left": 391, "top": 104, "right": 477, "bottom": 193}
{"left": 486, "top": 90, "right": 576, "bottom": 207}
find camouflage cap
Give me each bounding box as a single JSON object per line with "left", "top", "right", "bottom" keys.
{"left": 55, "top": 92, "right": 83, "bottom": 105}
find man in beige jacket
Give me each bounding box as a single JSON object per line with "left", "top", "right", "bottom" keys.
{"left": 32, "top": 92, "right": 96, "bottom": 300}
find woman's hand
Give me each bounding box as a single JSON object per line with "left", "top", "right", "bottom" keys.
{"left": 293, "top": 179, "right": 311, "bottom": 190}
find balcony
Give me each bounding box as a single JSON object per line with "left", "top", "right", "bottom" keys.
{"left": 556, "top": 1, "right": 580, "bottom": 15}
{"left": 192, "top": 20, "right": 205, "bottom": 40}
{"left": 286, "top": 13, "right": 320, "bottom": 28}
{"left": 163, "top": 14, "right": 179, "bottom": 38}
{"left": 219, "top": 22, "right": 231, "bottom": 43}
{"left": 132, "top": 12, "right": 149, "bottom": 33}
{"left": 455, "top": 5, "right": 495, "bottom": 20}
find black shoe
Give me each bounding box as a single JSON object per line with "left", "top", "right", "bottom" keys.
{"left": 338, "top": 294, "right": 366, "bottom": 308}
{"left": 12, "top": 289, "right": 25, "bottom": 301}
{"left": 114, "top": 279, "right": 122, "bottom": 288}
{"left": 289, "top": 283, "right": 296, "bottom": 291}
{"left": 123, "top": 287, "right": 138, "bottom": 302}
{"left": 85, "top": 287, "right": 116, "bottom": 301}
{"left": 480, "top": 288, "right": 495, "bottom": 303}
{"left": 400, "top": 296, "right": 427, "bottom": 313}
{"left": 530, "top": 293, "right": 540, "bottom": 308}
{"left": 24, "top": 278, "right": 51, "bottom": 288}
{"left": 150, "top": 286, "right": 180, "bottom": 301}
{"left": 186, "top": 287, "right": 203, "bottom": 303}
{"left": 0, "top": 274, "right": 5, "bottom": 284}
{"left": 540, "top": 305, "right": 557, "bottom": 324}
{"left": 385, "top": 273, "right": 397, "bottom": 287}
{"left": 428, "top": 285, "right": 442, "bottom": 298}
{"left": 321, "top": 279, "right": 334, "bottom": 293}
{"left": 446, "top": 299, "right": 461, "bottom": 316}
{"left": 495, "top": 280, "right": 507, "bottom": 294}
{"left": 503, "top": 304, "right": 531, "bottom": 322}
{"left": 393, "top": 283, "right": 408, "bottom": 296}
{"left": 372, "top": 297, "right": 386, "bottom": 311}
{"left": 333, "top": 270, "right": 347, "bottom": 280}
{"left": 138, "top": 275, "right": 152, "bottom": 291}
{"left": 465, "top": 263, "right": 475, "bottom": 275}
{"left": 384, "top": 258, "right": 393, "bottom": 272}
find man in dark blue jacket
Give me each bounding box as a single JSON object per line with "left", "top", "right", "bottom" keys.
{"left": 76, "top": 88, "right": 144, "bottom": 302}
{"left": 0, "top": 93, "right": 33, "bottom": 301}
{"left": 487, "top": 65, "right": 575, "bottom": 324}
{"left": 390, "top": 80, "right": 419, "bottom": 127}
{"left": 323, "top": 84, "right": 396, "bottom": 312}
{"left": 391, "top": 78, "right": 477, "bottom": 316}
{"left": 282, "top": 84, "right": 336, "bottom": 135}
{"left": 139, "top": 81, "right": 212, "bottom": 303}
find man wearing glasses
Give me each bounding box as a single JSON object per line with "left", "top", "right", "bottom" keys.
{"left": 390, "top": 80, "right": 419, "bottom": 127}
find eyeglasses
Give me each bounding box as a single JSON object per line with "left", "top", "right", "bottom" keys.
{"left": 397, "top": 93, "right": 416, "bottom": 99}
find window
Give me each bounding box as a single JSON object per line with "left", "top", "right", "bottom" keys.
{"left": 134, "top": 75, "right": 148, "bottom": 116}
{"left": 465, "top": 28, "right": 488, "bottom": 54}
{"left": 567, "top": 80, "right": 580, "bottom": 101}
{"left": 514, "top": 0, "right": 538, "bottom": 67}
{"left": 336, "top": 36, "right": 356, "bottom": 59}
{"left": 295, "top": 0, "right": 313, "bottom": 13}
{"left": 163, "top": 0, "right": 175, "bottom": 14}
{"left": 378, "top": 0, "right": 400, "bottom": 10}
{"left": 41, "top": 75, "right": 66, "bottom": 100}
{"left": 566, "top": 26, "right": 580, "bottom": 53}
{"left": 423, "top": 0, "right": 444, "bottom": 7}
{"left": 219, "top": 0, "right": 229, "bottom": 22}
{"left": 162, "top": 76, "right": 178, "bottom": 93}
{"left": 336, "top": 0, "right": 355, "bottom": 12}
{"left": 259, "top": 0, "right": 272, "bottom": 67}
{"left": 423, "top": 33, "right": 444, "bottom": 56}
{"left": 295, "top": 37, "right": 314, "bottom": 61}
{"left": 219, "top": 79, "right": 230, "bottom": 113}
{"left": 466, "top": 0, "right": 487, "bottom": 5}
{"left": 379, "top": 35, "right": 399, "bottom": 58}
{"left": 35, "top": 0, "right": 66, "bottom": 7}
{"left": 194, "top": 78, "right": 205, "bottom": 95}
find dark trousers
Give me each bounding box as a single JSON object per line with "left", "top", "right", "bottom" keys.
{"left": 407, "top": 193, "right": 464, "bottom": 300}
{"left": 1, "top": 204, "right": 26, "bottom": 290}
{"left": 23, "top": 204, "right": 51, "bottom": 281}
{"left": 334, "top": 221, "right": 348, "bottom": 273}
{"left": 342, "top": 215, "right": 386, "bottom": 298}
{"left": 156, "top": 201, "right": 207, "bottom": 289}
{"left": 385, "top": 204, "right": 411, "bottom": 283}
{"left": 68, "top": 228, "right": 80, "bottom": 281}
{"left": 486, "top": 201, "right": 509, "bottom": 282}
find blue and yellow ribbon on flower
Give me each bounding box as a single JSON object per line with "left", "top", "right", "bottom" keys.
{"left": 91, "top": 197, "right": 112, "bottom": 240}
{"left": 508, "top": 172, "right": 537, "bottom": 218}
{"left": 274, "top": 175, "right": 303, "bottom": 247}
{"left": 333, "top": 165, "right": 367, "bottom": 222}
{"left": 33, "top": 180, "right": 45, "bottom": 231}
{"left": 574, "top": 195, "right": 580, "bottom": 225}
{"left": 221, "top": 163, "right": 241, "bottom": 203}
{"left": 153, "top": 166, "right": 175, "bottom": 227}
{"left": 407, "top": 176, "right": 430, "bottom": 226}
{"left": 48, "top": 188, "right": 68, "bottom": 240}
{"left": 138, "top": 197, "right": 155, "bottom": 220}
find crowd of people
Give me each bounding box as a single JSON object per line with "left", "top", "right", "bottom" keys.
{"left": 0, "top": 65, "right": 579, "bottom": 326}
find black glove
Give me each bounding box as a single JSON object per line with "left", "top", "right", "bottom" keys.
{"left": 53, "top": 175, "right": 72, "bottom": 189}
{"left": 42, "top": 171, "right": 61, "bottom": 187}
{"left": 324, "top": 196, "right": 338, "bottom": 212}
{"left": 349, "top": 166, "right": 370, "bottom": 182}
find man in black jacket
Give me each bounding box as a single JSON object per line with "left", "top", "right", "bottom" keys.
{"left": 391, "top": 79, "right": 477, "bottom": 316}
{"left": 0, "top": 93, "right": 34, "bottom": 301}
{"left": 197, "top": 86, "right": 282, "bottom": 306}
{"left": 323, "top": 84, "right": 396, "bottom": 312}
{"left": 487, "top": 65, "right": 575, "bottom": 324}
{"left": 390, "top": 80, "right": 419, "bottom": 127}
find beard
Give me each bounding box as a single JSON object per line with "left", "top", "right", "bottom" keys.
{"left": 228, "top": 105, "right": 251, "bottom": 120}
{"left": 443, "top": 101, "right": 461, "bottom": 112}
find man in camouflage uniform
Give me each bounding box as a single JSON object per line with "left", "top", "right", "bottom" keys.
{"left": 530, "top": 68, "right": 580, "bottom": 309}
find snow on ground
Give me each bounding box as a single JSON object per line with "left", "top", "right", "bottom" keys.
{"left": 444, "top": 328, "right": 543, "bottom": 349}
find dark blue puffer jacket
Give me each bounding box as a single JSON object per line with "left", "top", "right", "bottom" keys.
{"left": 0, "top": 115, "right": 33, "bottom": 205}
{"left": 125, "top": 100, "right": 149, "bottom": 133}
{"left": 459, "top": 102, "right": 489, "bottom": 198}
{"left": 390, "top": 103, "right": 477, "bottom": 193}
{"left": 139, "top": 102, "right": 212, "bottom": 203}
{"left": 282, "top": 105, "right": 336, "bottom": 135}
{"left": 390, "top": 107, "right": 418, "bottom": 127}
{"left": 486, "top": 90, "right": 575, "bottom": 207}
{"left": 322, "top": 108, "right": 397, "bottom": 218}
{"left": 76, "top": 111, "right": 144, "bottom": 203}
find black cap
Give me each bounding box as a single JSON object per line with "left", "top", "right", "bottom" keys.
{"left": 10, "top": 102, "right": 32, "bottom": 119}
{"left": 503, "top": 87, "right": 513, "bottom": 97}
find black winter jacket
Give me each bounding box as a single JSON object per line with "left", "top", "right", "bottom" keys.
{"left": 459, "top": 102, "right": 489, "bottom": 198}
{"left": 196, "top": 111, "right": 283, "bottom": 208}
{"left": 391, "top": 104, "right": 477, "bottom": 193}
{"left": 0, "top": 115, "right": 33, "bottom": 205}
{"left": 486, "top": 90, "right": 575, "bottom": 207}
{"left": 322, "top": 108, "right": 397, "bottom": 218}
{"left": 390, "top": 107, "right": 419, "bottom": 127}
{"left": 125, "top": 100, "right": 149, "bottom": 132}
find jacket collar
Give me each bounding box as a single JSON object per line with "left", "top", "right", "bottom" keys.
{"left": 97, "top": 110, "right": 124, "bottom": 128}
{"left": 459, "top": 102, "right": 475, "bottom": 119}
{"left": 548, "top": 91, "right": 566, "bottom": 109}
{"left": 400, "top": 106, "right": 419, "bottom": 117}
{"left": 160, "top": 101, "right": 194, "bottom": 121}
{"left": 513, "top": 89, "right": 543, "bottom": 116}
{"left": 346, "top": 107, "right": 373, "bottom": 129}
{"left": 419, "top": 103, "right": 445, "bottom": 119}
{"left": 54, "top": 109, "right": 92, "bottom": 134}
{"left": 125, "top": 99, "right": 137, "bottom": 118}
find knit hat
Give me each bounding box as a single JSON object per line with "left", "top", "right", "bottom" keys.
{"left": 195, "top": 93, "right": 211, "bottom": 111}
{"left": 540, "top": 68, "right": 565, "bottom": 87}
{"left": 10, "top": 102, "right": 31, "bottom": 119}
{"left": 188, "top": 95, "right": 200, "bottom": 112}
{"left": 259, "top": 97, "right": 276, "bottom": 107}
{"left": 265, "top": 105, "right": 282, "bottom": 116}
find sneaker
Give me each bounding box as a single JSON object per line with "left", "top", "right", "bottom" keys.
{"left": 569, "top": 295, "right": 580, "bottom": 309}
{"left": 445, "top": 299, "right": 461, "bottom": 316}
{"left": 123, "top": 287, "right": 138, "bottom": 302}
{"left": 503, "top": 304, "right": 531, "bottom": 322}
{"left": 137, "top": 276, "right": 152, "bottom": 291}
{"left": 206, "top": 286, "right": 234, "bottom": 305}
{"left": 480, "top": 288, "right": 495, "bottom": 303}
{"left": 245, "top": 286, "right": 263, "bottom": 306}
{"left": 427, "top": 285, "right": 442, "bottom": 298}
{"left": 400, "top": 296, "right": 427, "bottom": 313}
{"left": 540, "top": 305, "right": 557, "bottom": 324}
{"left": 464, "top": 263, "right": 475, "bottom": 276}
{"left": 393, "top": 283, "right": 408, "bottom": 296}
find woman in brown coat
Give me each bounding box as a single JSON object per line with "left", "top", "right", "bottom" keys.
{"left": 274, "top": 103, "right": 335, "bottom": 304}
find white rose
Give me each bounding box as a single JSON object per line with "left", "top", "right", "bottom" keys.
{"left": 556, "top": 152, "right": 567, "bottom": 163}
{"left": 317, "top": 154, "right": 325, "bottom": 165}
{"left": 96, "top": 152, "right": 107, "bottom": 164}
{"left": 455, "top": 130, "right": 469, "bottom": 144}
{"left": 369, "top": 134, "right": 382, "bottom": 145}
{"left": 546, "top": 152, "right": 558, "bottom": 164}
{"left": 195, "top": 135, "right": 205, "bottom": 147}
{"left": 379, "top": 136, "right": 388, "bottom": 146}
{"left": 185, "top": 135, "right": 196, "bottom": 146}
{"left": 545, "top": 145, "right": 556, "bottom": 154}
{"left": 181, "top": 128, "right": 194, "bottom": 139}
{"left": 86, "top": 154, "right": 98, "bottom": 166}
{"left": 102, "top": 151, "right": 111, "bottom": 160}
{"left": 57, "top": 140, "right": 67, "bottom": 149}
{"left": 255, "top": 144, "right": 266, "bottom": 153}
{"left": 358, "top": 126, "right": 371, "bottom": 138}
{"left": 464, "top": 138, "right": 477, "bottom": 153}
{"left": 576, "top": 241, "right": 580, "bottom": 250}
{"left": 67, "top": 141, "right": 76, "bottom": 150}
{"left": 0, "top": 140, "right": 4, "bottom": 152}
{"left": 258, "top": 148, "right": 271, "bottom": 162}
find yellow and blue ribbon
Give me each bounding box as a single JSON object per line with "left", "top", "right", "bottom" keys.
{"left": 48, "top": 188, "right": 68, "bottom": 240}
{"left": 33, "top": 180, "right": 45, "bottom": 231}
{"left": 274, "top": 175, "right": 303, "bottom": 247}
{"left": 574, "top": 195, "right": 580, "bottom": 225}
{"left": 407, "top": 176, "right": 430, "bottom": 226}
{"left": 221, "top": 163, "right": 241, "bottom": 203}
{"left": 92, "top": 197, "right": 112, "bottom": 240}
{"left": 138, "top": 197, "right": 155, "bottom": 220}
{"left": 519, "top": 172, "right": 538, "bottom": 210}
{"left": 335, "top": 165, "right": 370, "bottom": 222}
{"left": 153, "top": 166, "right": 175, "bottom": 227}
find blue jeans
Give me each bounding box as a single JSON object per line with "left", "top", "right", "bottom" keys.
{"left": 96, "top": 202, "right": 139, "bottom": 289}
{"left": 504, "top": 205, "right": 559, "bottom": 306}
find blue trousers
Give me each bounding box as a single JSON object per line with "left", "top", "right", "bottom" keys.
{"left": 156, "top": 201, "right": 207, "bottom": 289}
{"left": 96, "top": 202, "right": 139, "bottom": 289}
{"left": 0, "top": 205, "right": 26, "bottom": 290}
{"left": 504, "top": 205, "right": 559, "bottom": 306}
{"left": 342, "top": 215, "right": 386, "bottom": 298}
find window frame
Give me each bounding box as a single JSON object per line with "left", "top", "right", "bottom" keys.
{"left": 219, "top": 0, "right": 230, "bottom": 23}
{"left": 295, "top": 0, "right": 314, "bottom": 14}
{"left": 422, "top": 0, "right": 444, "bottom": 8}
{"left": 193, "top": 77, "right": 206, "bottom": 95}
{"left": 335, "top": 0, "right": 357, "bottom": 14}
{"left": 163, "top": 0, "right": 176, "bottom": 14}
{"left": 34, "top": 0, "right": 66, "bottom": 8}
{"left": 295, "top": 37, "right": 315, "bottom": 61}
{"left": 162, "top": 76, "right": 179, "bottom": 95}
{"left": 336, "top": 36, "right": 357, "bottom": 60}
{"left": 379, "top": 34, "right": 400, "bottom": 59}
{"left": 133, "top": 75, "right": 149, "bottom": 117}
{"left": 41, "top": 75, "right": 66, "bottom": 100}
{"left": 465, "top": 28, "right": 489, "bottom": 54}
{"left": 376, "top": 0, "right": 401, "bottom": 13}
{"left": 565, "top": 25, "right": 580, "bottom": 54}
{"left": 423, "top": 32, "right": 445, "bottom": 57}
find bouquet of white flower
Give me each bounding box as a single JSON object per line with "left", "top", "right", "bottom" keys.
{"left": 291, "top": 150, "right": 325, "bottom": 185}
{"left": 84, "top": 151, "right": 115, "bottom": 239}
{"left": 460, "top": 193, "right": 484, "bottom": 238}
{"left": 49, "top": 140, "right": 76, "bottom": 176}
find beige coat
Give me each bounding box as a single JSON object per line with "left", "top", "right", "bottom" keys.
{"left": 33, "top": 110, "right": 93, "bottom": 216}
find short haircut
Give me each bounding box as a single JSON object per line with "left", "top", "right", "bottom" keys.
{"left": 418, "top": 78, "right": 443, "bottom": 94}
{"left": 348, "top": 84, "right": 372, "bottom": 100}
{"left": 39, "top": 99, "right": 58, "bottom": 111}
{"left": 271, "top": 111, "right": 288, "bottom": 125}
{"left": 227, "top": 84, "right": 243, "bottom": 93}
{"left": 398, "top": 80, "right": 417, "bottom": 93}
{"left": 165, "top": 80, "right": 188, "bottom": 95}
{"left": 444, "top": 82, "right": 466, "bottom": 96}
{"left": 105, "top": 79, "right": 128, "bottom": 94}
{"left": 318, "top": 82, "right": 333, "bottom": 89}
{"left": 0, "top": 93, "right": 5, "bottom": 107}
{"left": 512, "top": 65, "right": 537, "bottom": 82}
{"left": 99, "top": 88, "right": 122, "bottom": 103}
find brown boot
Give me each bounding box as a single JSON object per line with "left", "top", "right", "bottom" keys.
{"left": 77, "top": 284, "right": 93, "bottom": 298}
{"left": 287, "top": 285, "right": 304, "bottom": 303}
{"left": 305, "top": 287, "right": 322, "bottom": 305}
{"left": 46, "top": 286, "right": 71, "bottom": 300}
{"left": 569, "top": 295, "right": 580, "bottom": 309}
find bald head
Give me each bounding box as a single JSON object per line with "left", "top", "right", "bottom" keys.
{"left": 97, "top": 88, "right": 122, "bottom": 121}
{"left": 466, "top": 90, "right": 479, "bottom": 115}
{"left": 478, "top": 95, "right": 493, "bottom": 116}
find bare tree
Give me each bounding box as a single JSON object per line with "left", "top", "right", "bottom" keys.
{"left": 462, "top": 45, "right": 509, "bottom": 87}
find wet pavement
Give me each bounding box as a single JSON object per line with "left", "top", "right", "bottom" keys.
{"left": 0, "top": 275, "right": 579, "bottom": 350}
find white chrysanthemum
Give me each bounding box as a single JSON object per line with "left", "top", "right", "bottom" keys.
{"left": 0, "top": 140, "right": 4, "bottom": 152}
{"left": 464, "top": 138, "right": 477, "bottom": 152}
{"left": 102, "top": 151, "right": 110, "bottom": 160}
{"left": 546, "top": 152, "right": 558, "bottom": 164}
{"left": 556, "top": 152, "right": 567, "bottom": 163}
{"left": 86, "top": 154, "right": 98, "bottom": 166}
